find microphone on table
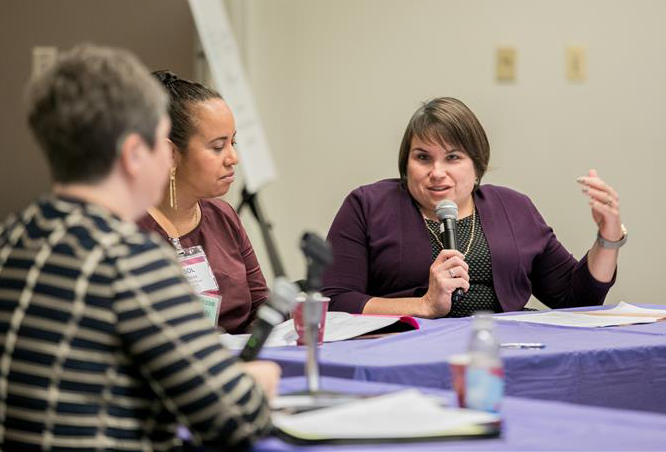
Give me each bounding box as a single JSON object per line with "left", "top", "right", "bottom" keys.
{"left": 239, "top": 277, "right": 299, "bottom": 361}
{"left": 299, "top": 232, "right": 333, "bottom": 394}
{"left": 435, "top": 200, "right": 464, "bottom": 304}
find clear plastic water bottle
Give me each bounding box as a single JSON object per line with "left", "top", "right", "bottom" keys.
{"left": 465, "top": 312, "right": 504, "bottom": 413}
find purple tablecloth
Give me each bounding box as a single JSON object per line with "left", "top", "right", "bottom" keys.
{"left": 253, "top": 376, "right": 666, "bottom": 451}
{"left": 258, "top": 305, "right": 666, "bottom": 413}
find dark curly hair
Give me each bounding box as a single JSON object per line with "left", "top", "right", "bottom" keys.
{"left": 152, "top": 70, "right": 223, "bottom": 152}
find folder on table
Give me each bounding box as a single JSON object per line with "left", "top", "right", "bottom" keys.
{"left": 271, "top": 389, "right": 501, "bottom": 444}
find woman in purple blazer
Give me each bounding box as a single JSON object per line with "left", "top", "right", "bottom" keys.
{"left": 322, "top": 98, "right": 625, "bottom": 317}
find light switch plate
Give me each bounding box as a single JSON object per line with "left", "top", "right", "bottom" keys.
{"left": 32, "top": 46, "right": 58, "bottom": 78}
{"left": 496, "top": 47, "right": 517, "bottom": 82}
{"left": 566, "top": 46, "right": 586, "bottom": 82}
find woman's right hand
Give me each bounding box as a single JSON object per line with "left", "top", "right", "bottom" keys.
{"left": 421, "top": 249, "right": 470, "bottom": 318}
{"left": 239, "top": 360, "right": 281, "bottom": 400}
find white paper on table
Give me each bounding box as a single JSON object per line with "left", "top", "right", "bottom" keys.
{"left": 219, "top": 311, "right": 404, "bottom": 349}
{"left": 272, "top": 389, "right": 499, "bottom": 440}
{"left": 577, "top": 301, "right": 666, "bottom": 317}
{"left": 496, "top": 302, "right": 666, "bottom": 328}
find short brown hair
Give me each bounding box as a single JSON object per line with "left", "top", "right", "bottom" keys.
{"left": 26, "top": 44, "right": 168, "bottom": 184}
{"left": 398, "top": 97, "right": 490, "bottom": 187}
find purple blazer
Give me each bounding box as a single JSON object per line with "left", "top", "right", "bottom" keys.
{"left": 321, "top": 179, "right": 614, "bottom": 314}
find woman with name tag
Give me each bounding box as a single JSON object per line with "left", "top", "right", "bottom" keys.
{"left": 138, "top": 71, "right": 268, "bottom": 333}
{"left": 322, "top": 97, "right": 625, "bottom": 318}
{"left": 0, "top": 44, "right": 278, "bottom": 451}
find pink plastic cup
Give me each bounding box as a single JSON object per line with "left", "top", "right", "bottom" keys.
{"left": 292, "top": 294, "right": 329, "bottom": 346}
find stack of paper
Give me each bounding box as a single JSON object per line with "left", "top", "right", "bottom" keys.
{"left": 496, "top": 302, "right": 666, "bottom": 328}
{"left": 219, "top": 312, "right": 416, "bottom": 349}
{"left": 272, "top": 389, "right": 500, "bottom": 443}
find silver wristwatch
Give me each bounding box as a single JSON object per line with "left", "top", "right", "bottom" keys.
{"left": 596, "top": 224, "right": 628, "bottom": 249}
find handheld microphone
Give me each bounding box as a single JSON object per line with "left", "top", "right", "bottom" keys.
{"left": 239, "top": 277, "right": 299, "bottom": 361}
{"left": 435, "top": 200, "right": 464, "bottom": 303}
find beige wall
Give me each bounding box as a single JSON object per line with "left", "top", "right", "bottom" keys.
{"left": 0, "top": 0, "right": 196, "bottom": 217}
{"left": 1, "top": 1, "right": 663, "bottom": 308}
{"left": 226, "top": 0, "right": 666, "bottom": 307}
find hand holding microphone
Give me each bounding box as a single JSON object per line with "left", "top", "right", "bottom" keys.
{"left": 436, "top": 200, "right": 467, "bottom": 304}
{"left": 421, "top": 200, "right": 470, "bottom": 318}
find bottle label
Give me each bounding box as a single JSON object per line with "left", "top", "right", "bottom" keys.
{"left": 464, "top": 366, "right": 504, "bottom": 413}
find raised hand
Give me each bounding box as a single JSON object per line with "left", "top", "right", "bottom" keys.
{"left": 577, "top": 169, "right": 623, "bottom": 242}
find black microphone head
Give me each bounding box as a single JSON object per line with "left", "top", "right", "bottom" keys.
{"left": 300, "top": 232, "right": 333, "bottom": 292}
{"left": 300, "top": 232, "right": 333, "bottom": 266}
{"left": 436, "top": 200, "right": 458, "bottom": 221}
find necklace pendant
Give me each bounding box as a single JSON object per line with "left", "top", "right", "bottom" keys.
{"left": 423, "top": 208, "right": 477, "bottom": 258}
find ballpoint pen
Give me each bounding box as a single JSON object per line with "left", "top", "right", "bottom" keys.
{"left": 500, "top": 343, "right": 546, "bottom": 349}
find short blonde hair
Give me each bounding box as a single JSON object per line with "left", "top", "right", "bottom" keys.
{"left": 27, "top": 44, "right": 168, "bottom": 183}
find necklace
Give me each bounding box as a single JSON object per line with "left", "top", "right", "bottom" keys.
{"left": 192, "top": 204, "right": 201, "bottom": 229}
{"left": 423, "top": 205, "right": 476, "bottom": 257}
{"left": 148, "top": 202, "right": 201, "bottom": 239}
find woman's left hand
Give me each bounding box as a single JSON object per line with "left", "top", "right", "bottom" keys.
{"left": 577, "top": 169, "right": 623, "bottom": 241}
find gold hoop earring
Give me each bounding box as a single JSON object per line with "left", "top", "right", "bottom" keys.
{"left": 169, "top": 167, "right": 178, "bottom": 210}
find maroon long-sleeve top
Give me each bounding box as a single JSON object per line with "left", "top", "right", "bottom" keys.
{"left": 138, "top": 198, "right": 268, "bottom": 333}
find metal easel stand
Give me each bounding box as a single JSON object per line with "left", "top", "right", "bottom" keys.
{"left": 236, "top": 186, "right": 286, "bottom": 278}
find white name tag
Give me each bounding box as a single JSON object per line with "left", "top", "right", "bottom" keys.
{"left": 178, "top": 245, "right": 219, "bottom": 293}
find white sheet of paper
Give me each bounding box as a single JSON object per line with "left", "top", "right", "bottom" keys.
{"left": 219, "top": 312, "right": 402, "bottom": 349}
{"left": 272, "top": 389, "right": 499, "bottom": 440}
{"left": 497, "top": 302, "right": 666, "bottom": 328}
{"left": 584, "top": 301, "right": 666, "bottom": 317}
